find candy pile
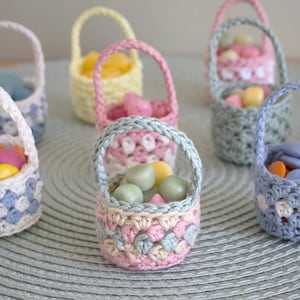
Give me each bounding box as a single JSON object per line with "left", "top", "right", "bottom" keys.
{"left": 80, "top": 51, "right": 132, "bottom": 79}
{"left": 224, "top": 85, "right": 271, "bottom": 108}
{"left": 112, "top": 161, "right": 189, "bottom": 205}
{"left": 268, "top": 142, "right": 300, "bottom": 180}
{"left": 0, "top": 72, "right": 32, "bottom": 101}
{"left": 108, "top": 92, "right": 168, "bottom": 121}
{"left": 218, "top": 32, "right": 261, "bottom": 60}
{"left": 0, "top": 144, "right": 27, "bottom": 180}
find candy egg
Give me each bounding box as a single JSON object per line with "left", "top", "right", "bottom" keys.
{"left": 149, "top": 193, "right": 167, "bottom": 204}
{"left": 151, "top": 161, "right": 173, "bottom": 186}
{"left": 109, "top": 106, "right": 127, "bottom": 121}
{"left": 151, "top": 99, "right": 168, "bottom": 118}
{"left": 12, "top": 86, "right": 32, "bottom": 101}
{"left": 219, "top": 32, "right": 234, "bottom": 50}
{"left": 234, "top": 33, "right": 253, "bottom": 46}
{"left": 81, "top": 51, "right": 100, "bottom": 74}
{"left": 241, "top": 86, "right": 264, "bottom": 108}
{"left": 112, "top": 183, "right": 143, "bottom": 204}
{"left": 224, "top": 95, "right": 243, "bottom": 108}
{"left": 158, "top": 175, "right": 188, "bottom": 202}
{"left": 143, "top": 185, "right": 159, "bottom": 202}
{"left": 126, "top": 97, "right": 153, "bottom": 117}
{"left": 261, "top": 86, "right": 272, "bottom": 99}
{"left": 280, "top": 155, "right": 300, "bottom": 170}
{"left": 125, "top": 163, "right": 156, "bottom": 191}
{"left": 229, "top": 87, "right": 244, "bottom": 97}
{"left": 0, "top": 148, "right": 26, "bottom": 170}
{"left": 104, "top": 53, "right": 131, "bottom": 73}
{"left": 123, "top": 92, "right": 144, "bottom": 110}
{"left": 239, "top": 45, "right": 261, "bottom": 58}
{"left": 0, "top": 164, "right": 19, "bottom": 180}
{"left": 228, "top": 44, "right": 244, "bottom": 56}
{"left": 286, "top": 169, "right": 300, "bottom": 181}
{"left": 268, "top": 161, "right": 287, "bottom": 178}
{"left": 221, "top": 50, "right": 239, "bottom": 60}
{"left": 281, "top": 142, "right": 300, "bottom": 158}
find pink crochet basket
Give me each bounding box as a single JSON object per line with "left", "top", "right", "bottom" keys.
{"left": 204, "top": 0, "right": 275, "bottom": 102}
{"left": 93, "top": 39, "right": 179, "bottom": 176}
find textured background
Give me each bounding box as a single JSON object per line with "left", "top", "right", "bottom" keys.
{"left": 0, "top": 54, "right": 300, "bottom": 299}
{"left": 0, "top": 0, "right": 300, "bottom": 61}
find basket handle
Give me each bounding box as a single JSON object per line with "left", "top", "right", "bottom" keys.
{"left": 93, "top": 115, "right": 202, "bottom": 211}
{"left": 93, "top": 39, "right": 178, "bottom": 132}
{"left": 212, "top": 0, "right": 272, "bottom": 52}
{"left": 255, "top": 82, "right": 300, "bottom": 165}
{"left": 71, "top": 6, "right": 138, "bottom": 64}
{"left": 0, "top": 21, "right": 45, "bottom": 91}
{"left": 209, "top": 18, "right": 287, "bottom": 99}
{"left": 0, "top": 87, "right": 38, "bottom": 166}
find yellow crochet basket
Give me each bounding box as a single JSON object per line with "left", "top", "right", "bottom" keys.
{"left": 69, "top": 6, "right": 143, "bottom": 124}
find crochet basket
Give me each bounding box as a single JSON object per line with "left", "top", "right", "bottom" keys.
{"left": 94, "top": 39, "right": 179, "bottom": 175}
{"left": 209, "top": 18, "right": 291, "bottom": 165}
{"left": 253, "top": 82, "right": 300, "bottom": 242}
{"left": 93, "top": 116, "right": 202, "bottom": 270}
{"left": 70, "top": 6, "right": 143, "bottom": 124}
{"left": 0, "top": 21, "right": 47, "bottom": 143}
{"left": 205, "top": 0, "right": 274, "bottom": 101}
{"left": 0, "top": 88, "right": 43, "bottom": 237}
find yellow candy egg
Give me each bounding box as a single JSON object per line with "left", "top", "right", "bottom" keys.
{"left": 221, "top": 50, "right": 239, "bottom": 60}
{"left": 242, "top": 86, "right": 265, "bottom": 108}
{"left": 151, "top": 161, "right": 173, "bottom": 187}
{"left": 0, "top": 164, "right": 19, "bottom": 180}
{"left": 104, "top": 53, "right": 131, "bottom": 72}
{"left": 234, "top": 33, "right": 253, "bottom": 46}
{"left": 80, "top": 51, "right": 100, "bottom": 74}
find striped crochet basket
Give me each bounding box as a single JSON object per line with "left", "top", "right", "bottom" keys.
{"left": 94, "top": 39, "right": 179, "bottom": 176}
{"left": 205, "top": 0, "right": 274, "bottom": 102}
{"left": 0, "top": 88, "right": 43, "bottom": 237}
{"left": 0, "top": 21, "right": 47, "bottom": 144}
{"left": 254, "top": 82, "right": 300, "bottom": 242}
{"left": 70, "top": 6, "right": 143, "bottom": 124}
{"left": 209, "top": 18, "right": 291, "bottom": 165}
{"left": 93, "top": 116, "right": 202, "bottom": 270}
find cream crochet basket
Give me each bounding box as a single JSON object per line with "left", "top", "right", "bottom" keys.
{"left": 70, "top": 6, "right": 143, "bottom": 124}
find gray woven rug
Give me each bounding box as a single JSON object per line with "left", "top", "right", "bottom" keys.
{"left": 1, "top": 57, "right": 300, "bottom": 300}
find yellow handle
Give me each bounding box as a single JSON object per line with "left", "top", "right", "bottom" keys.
{"left": 71, "top": 6, "right": 138, "bottom": 63}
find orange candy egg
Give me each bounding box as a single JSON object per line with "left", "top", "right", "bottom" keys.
{"left": 268, "top": 161, "right": 288, "bottom": 178}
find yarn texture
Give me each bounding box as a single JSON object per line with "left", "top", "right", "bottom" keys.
{"left": 209, "top": 18, "right": 291, "bottom": 165}
{"left": 93, "top": 116, "right": 202, "bottom": 270}
{"left": 69, "top": 6, "right": 142, "bottom": 124}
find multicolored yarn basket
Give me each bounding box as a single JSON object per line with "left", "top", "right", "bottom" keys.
{"left": 93, "top": 39, "right": 179, "bottom": 175}
{"left": 93, "top": 116, "right": 202, "bottom": 270}
{"left": 253, "top": 82, "right": 300, "bottom": 242}
{"left": 0, "top": 21, "right": 47, "bottom": 144}
{"left": 205, "top": 0, "right": 274, "bottom": 101}
{"left": 209, "top": 18, "right": 291, "bottom": 165}
{"left": 70, "top": 6, "right": 143, "bottom": 124}
{"left": 0, "top": 88, "right": 43, "bottom": 237}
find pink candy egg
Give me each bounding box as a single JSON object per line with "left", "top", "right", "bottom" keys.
{"left": 109, "top": 106, "right": 127, "bottom": 121}
{"left": 0, "top": 148, "right": 26, "bottom": 170}
{"left": 123, "top": 92, "right": 144, "bottom": 110}
{"left": 224, "top": 95, "right": 243, "bottom": 108}
{"left": 149, "top": 193, "right": 167, "bottom": 204}
{"left": 151, "top": 99, "right": 168, "bottom": 118}
{"left": 239, "top": 45, "right": 261, "bottom": 58}
{"left": 228, "top": 44, "right": 244, "bottom": 56}
{"left": 126, "top": 97, "right": 153, "bottom": 116}
{"left": 260, "top": 86, "right": 272, "bottom": 98}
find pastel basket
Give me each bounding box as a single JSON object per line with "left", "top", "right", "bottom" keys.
{"left": 0, "top": 88, "right": 43, "bottom": 237}
{"left": 0, "top": 21, "right": 47, "bottom": 143}
{"left": 93, "top": 116, "right": 202, "bottom": 270}
{"left": 94, "top": 39, "right": 178, "bottom": 175}
{"left": 205, "top": 0, "right": 274, "bottom": 101}
{"left": 209, "top": 18, "right": 291, "bottom": 165}
{"left": 70, "top": 6, "right": 143, "bottom": 124}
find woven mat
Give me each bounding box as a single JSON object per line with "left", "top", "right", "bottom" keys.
{"left": 1, "top": 57, "right": 300, "bottom": 300}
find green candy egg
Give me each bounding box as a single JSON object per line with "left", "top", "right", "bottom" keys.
{"left": 158, "top": 175, "right": 188, "bottom": 202}
{"left": 112, "top": 184, "right": 143, "bottom": 204}
{"left": 219, "top": 32, "right": 233, "bottom": 50}
{"left": 125, "top": 163, "right": 155, "bottom": 192}
{"left": 143, "top": 185, "right": 159, "bottom": 203}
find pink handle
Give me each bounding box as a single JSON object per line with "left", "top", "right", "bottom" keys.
{"left": 93, "top": 39, "right": 178, "bottom": 129}
{"left": 212, "top": 0, "right": 272, "bottom": 52}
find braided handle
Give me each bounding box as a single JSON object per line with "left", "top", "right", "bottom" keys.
{"left": 255, "top": 82, "right": 300, "bottom": 165}
{"left": 0, "top": 21, "right": 45, "bottom": 90}
{"left": 93, "top": 116, "right": 202, "bottom": 211}
{"left": 212, "top": 0, "right": 272, "bottom": 52}
{"left": 93, "top": 39, "right": 178, "bottom": 131}
{"left": 71, "top": 6, "right": 138, "bottom": 63}
{"left": 209, "top": 18, "right": 287, "bottom": 98}
{"left": 0, "top": 88, "right": 38, "bottom": 166}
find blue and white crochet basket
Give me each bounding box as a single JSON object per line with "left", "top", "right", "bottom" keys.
{"left": 0, "top": 88, "right": 43, "bottom": 237}
{"left": 254, "top": 82, "right": 300, "bottom": 241}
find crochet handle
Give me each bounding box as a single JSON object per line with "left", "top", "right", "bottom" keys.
{"left": 0, "top": 87, "right": 38, "bottom": 166}
{"left": 212, "top": 0, "right": 272, "bottom": 52}
{"left": 93, "top": 39, "right": 178, "bottom": 131}
{"left": 209, "top": 18, "right": 287, "bottom": 98}
{"left": 93, "top": 116, "right": 202, "bottom": 207}
{"left": 71, "top": 6, "right": 138, "bottom": 63}
{"left": 0, "top": 21, "right": 45, "bottom": 91}
{"left": 255, "top": 82, "right": 300, "bottom": 165}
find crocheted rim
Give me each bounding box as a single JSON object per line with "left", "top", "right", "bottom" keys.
{"left": 93, "top": 39, "right": 178, "bottom": 132}
{"left": 93, "top": 116, "right": 202, "bottom": 213}
{"left": 71, "top": 6, "right": 139, "bottom": 63}
{"left": 209, "top": 18, "right": 287, "bottom": 98}
{"left": 0, "top": 21, "right": 45, "bottom": 101}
